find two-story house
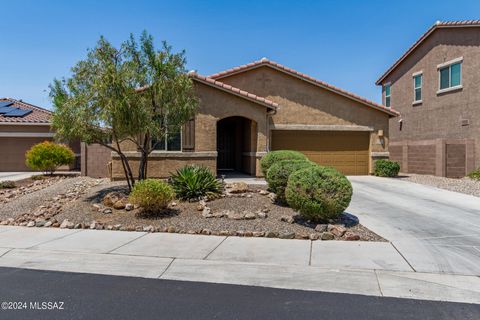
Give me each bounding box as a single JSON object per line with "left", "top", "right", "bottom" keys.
{"left": 376, "top": 20, "right": 480, "bottom": 177}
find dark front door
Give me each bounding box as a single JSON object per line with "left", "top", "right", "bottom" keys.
{"left": 217, "top": 118, "right": 236, "bottom": 170}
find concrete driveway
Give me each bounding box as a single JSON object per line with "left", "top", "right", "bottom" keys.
{"left": 348, "top": 176, "right": 480, "bottom": 275}
{"left": 0, "top": 172, "right": 40, "bottom": 182}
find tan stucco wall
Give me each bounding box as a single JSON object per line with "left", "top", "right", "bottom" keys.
{"left": 380, "top": 27, "right": 480, "bottom": 169}
{"left": 112, "top": 81, "right": 270, "bottom": 178}
{"left": 217, "top": 66, "right": 391, "bottom": 171}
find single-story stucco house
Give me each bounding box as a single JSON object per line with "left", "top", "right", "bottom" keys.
{"left": 0, "top": 98, "right": 80, "bottom": 171}
{"left": 82, "top": 58, "right": 399, "bottom": 179}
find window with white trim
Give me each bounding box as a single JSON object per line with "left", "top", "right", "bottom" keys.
{"left": 384, "top": 84, "right": 391, "bottom": 107}
{"left": 439, "top": 61, "right": 461, "bottom": 91}
{"left": 413, "top": 73, "right": 422, "bottom": 102}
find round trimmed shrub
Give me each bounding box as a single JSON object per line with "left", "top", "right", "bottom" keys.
{"left": 285, "top": 166, "right": 352, "bottom": 221}
{"left": 25, "top": 141, "right": 75, "bottom": 175}
{"left": 266, "top": 159, "right": 316, "bottom": 203}
{"left": 129, "top": 179, "right": 175, "bottom": 213}
{"left": 374, "top": 159, "right": 400, "bottom": 177}
{"left": 260, "top": 150, "right": 308, "bottom": 176}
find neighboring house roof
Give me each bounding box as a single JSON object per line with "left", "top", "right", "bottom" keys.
{"left": 190, "top": 72, "right": 278, "bottom": 110}
{"left": 376, "top": 20, "right": 480, "bottom": 85}
{"left": 0, "top": 98, "right": 52, "bottom": 124}
{"left": 209, "top": 58, "right": 399, "bottom": 117}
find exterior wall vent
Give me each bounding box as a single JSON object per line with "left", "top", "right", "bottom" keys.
{"left": 461, "top": 119, "right": 470, "bottom": 126}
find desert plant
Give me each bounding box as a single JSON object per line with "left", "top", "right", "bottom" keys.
{"left": 25, "top": 141, "right": 75, "bottom": 175}
{"left": 468, "top": 168, "right": 480, "bottom": 180}
{"left": 129, "top": 179, "right": 175, "bottom": 213}
{"left": 374, "top": 159, "right": 400, "bottom": 177}
{"left": 170, "top": 165, "right": 222, "bottom": 200}
{"left": 260, "top": 150, "right": 308, "bottom": 176}
{"left": 285, "top": 166, "right": 352, "bottom": 221}
{"left": 266, "top": 159, "right": 316, "bottom": 203}
{"left": 0, "top": 180, "right": 16, "bottom": 189}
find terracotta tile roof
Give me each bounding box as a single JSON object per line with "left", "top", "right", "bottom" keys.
{"left": 376, "top": 20, "right": 480, "bottom": 85}
{"left": 210, "top": 58, "right": 399, "bottom": 117}
{"left": 190, "top": 72, "right": 279, "bottom": 110}
{"left": 0, "top": 98, "right": 52, "bottom": 124}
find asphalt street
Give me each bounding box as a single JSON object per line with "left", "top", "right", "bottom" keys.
{"left": 0, "top": 267, "right": 478, "bottom": 320}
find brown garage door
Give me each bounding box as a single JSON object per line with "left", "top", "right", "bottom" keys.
{"left": 0, "top": 137, "right": 52, "bottom": 171}
{"left": 271, "top": 130, "right": 369, "bottom": 175}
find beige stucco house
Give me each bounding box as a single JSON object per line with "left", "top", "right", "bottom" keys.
{"left": 376, "top": 20, "right": 480, "bottom": 177}
{"left": 83, "top": 58, "right": 398, "bottom": 179}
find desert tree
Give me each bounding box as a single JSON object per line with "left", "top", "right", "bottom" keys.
{"left": 50, "top": 31, "right": 198, "bottom": 190}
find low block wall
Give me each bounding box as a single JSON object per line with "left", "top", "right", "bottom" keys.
{"left": 111, "top": 152, "right": 217, "bottom": 180}
{"left": 390, "top": 139, "right": 475, "bottom": 178}
{"left": 81, "top": 143, "right": 112, "bottom": 178}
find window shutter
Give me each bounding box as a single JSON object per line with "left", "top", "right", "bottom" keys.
{"left": 182, "top": 118, "right": 195, "bottom": 151}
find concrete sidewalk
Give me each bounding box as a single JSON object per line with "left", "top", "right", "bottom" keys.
{"left": 0, "top": 226, "right": 478, "bottom": 304}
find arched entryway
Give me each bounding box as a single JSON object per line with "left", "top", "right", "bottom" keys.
{"left": 217, "top": 116, "right": 257, "bottom": 176}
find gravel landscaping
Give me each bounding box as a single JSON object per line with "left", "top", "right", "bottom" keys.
{"left": 398, "top": 173, "right": 480, "bottom": 197}
{"left": 0, "top": 176, "right": 384, "bottom": 241}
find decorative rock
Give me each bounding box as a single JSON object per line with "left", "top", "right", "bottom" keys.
{"left": 197, "top": 200, "right": 207, "bottom": 211}
{"left": 167, "top": 226, "right": 176, "bottom": 233}
{"left": 244, "top": 231, "right": 253, "bottom": 237}
{"left": 227, "top": 211, "right": 244, "bottom": 220}
{"left": 213, "top": 211, "right": 226, "bottom": 218}
{"left": 27, "top": 221, "right": 35, "bottom": 227}
{"left": 187, "top": 230, "right": 196, "bottom": 235}
{"left": 92, "top": 203, "right": 102, "bottom": 211}
{"left": 315, "top": 224, "right": 328, "bottom": 232}
{"left": 321, "top": 232, "right": 335, "bottom": 240}
{"left": 228, "top": 182, "right": 249, "bottom": 194}
{"left": 252, "top": 231, "right": 265, "bottom": 237}
{"left": 244, "top": 212, "right": 256, "bottom": 220}
{"left": 202, "top": 207, "right": 213, "bottom": 218}
{"left": 103, "top": 192, "right": 126, "bottom": 207}
{"left": 44, "top": 221, "right": 53, "bottom": 228}
{"left": 201, "top": 228, "right": 211, "bottom": 235}
{"left": 143, "top": 225, "right": 155, "bottom": 232}
{"left": 258, "top": 190, "right": 269, "bottom": 195}
{"left": 265, "top": 231, "right": 279, "bottom": 238}
{"left": 280, "top": 216, "right": 295, "bottom": 224}
{"left": 344, "top": 232, "right": 361, "bottom": 241}
{"left": 35, "top": 219, "right": 47, "bottom": 227}
{"left": 246, "top": 194, "right": 253, "bottom": 198}
{"left": 114, "top": 224, "right": 122, "bottom": 230}
{"left": 125, "top": 203, "right": 133, "bottom": 211}
{"left": 328, "top": 224, "right": 346, "bottom": 237}
{"left": 89, "top": 221, "right": 98, "bottom": 229}
{"left": 113, "top": 199, "right": 128, "bottom": 210}
{"left": 60, "top": 219, "right": 74, "bottom": 229}
{"left": 256, "top": 211, "right": 267, "bottom": 219}
{"left": 279, "top": 232, "right": 295, "bottom": 239}
{"left": 170, "top": 202, "right": 177, "bottom": 207}
{"left": 267, "top": 193, "right": 276, "bottom": 202}
{"left": 219, "top": 230, "right": 229, "bottom": 236}
{"left": 236, "top": 230, "right": 245, "bottom": 237}
{"left": 309, "top": 233, "right": 320, "bottom": 240}
{"left": 103, "top": 208, "right": 113, "bottom": 214}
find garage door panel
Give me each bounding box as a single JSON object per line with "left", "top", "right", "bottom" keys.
{"left": 272, "top": 131, "right": 369, "bottom": 175}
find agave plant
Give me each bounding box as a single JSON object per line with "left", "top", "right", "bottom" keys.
{"left": 170, "top": 165, "right": 222, "bottom": 200}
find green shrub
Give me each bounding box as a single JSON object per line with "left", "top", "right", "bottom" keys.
{"left": 468, "top": 168, "right": 480, "bottom": 180}
{"left": 266, "top": 159, "right": 316, "bottom": 203}
{"left": 260, "top": 150, "right": 308, "bottom": 176}
{"left": 129, "top": 179, "right": 175, "bottom": 212}
{"left": 285, "top": 166, "right": 352, "bottom": 221}
{"left": 0, "top": 180, "right": 16, "bottom": 189}
{"left": 170, "top": 165, "right": 222, "bottom": 200}
{"left": 25, "top": 141, "right": 75, "bottom": 175}
{"left": 374, "top": 159, "right": 400, "bottom": 177}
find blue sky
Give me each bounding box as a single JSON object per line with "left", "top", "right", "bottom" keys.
{"left": 1, "top": 0, "right": 479, "bottom": 109}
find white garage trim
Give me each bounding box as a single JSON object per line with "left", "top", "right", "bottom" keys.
{"left": 0, "top": 132, "right": 55, "bottom": 138}
{"left": 271, "top": 124, "right": 374, "bottom": 131}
